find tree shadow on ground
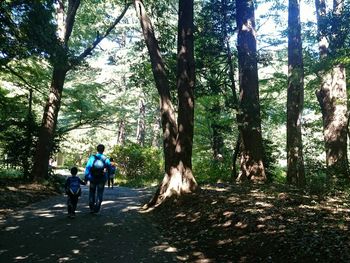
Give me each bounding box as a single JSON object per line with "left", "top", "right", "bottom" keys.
{"left": 149, "top": 183, "right": 350, "bottom": 263}
{"left": 0, "top": 186, "right": 178, "bottom": 262}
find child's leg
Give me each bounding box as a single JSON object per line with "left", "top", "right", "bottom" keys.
{"left": 71, "top": 195, "right": 79, "bottom": 213}
{"left": 67, "top": 196, "right": 73, "bottom": 215}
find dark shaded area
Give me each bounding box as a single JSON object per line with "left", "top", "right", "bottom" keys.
{"left": 149, "top": 183, "right": 350, "bottom": 262}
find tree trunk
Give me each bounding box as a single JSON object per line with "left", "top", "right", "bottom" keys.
{"left": 31, "top": 1, "right": 130, "bottom": 180}
{"left": 32, "top": 68, "right": 67, "bottom": 180}
{"left": 315, "top": 0, "right": 349, "bottom": 178}
{"left": 171, "top": 0, "right": 197, "bottom": 192}
{"left": 286, "top": 0, "right": 305, "bottom": 187}
{"left": 231, "top": 133, "right": 241, "bottom": 180}
{"left": 134, "top": 0, "right": 177, "bottom": 175}
{"left": 117, "top": 119, "right": 126, "bottom": 145}
{"left": 151, "top": 113, "right": 161, "bottom": 148}
{"left": 136, "top": 98, "right": 146, "bottom": 146}
{"left": 235, "top": 0, "right": 266, "bottom": 182}
{"left": 135, "top": 0, "right": 197, "bottom": 207}
{"left": 211, "top": 104, "right": 224, "bottom": 159}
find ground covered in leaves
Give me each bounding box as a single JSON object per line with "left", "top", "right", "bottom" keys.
{"left": 1, "top": 179, "right": 350, "bottom": 262}
{"left": 149, "top": 183, "right": 350, "bottom": 262}
{"left": 0, "top": 179, "right": 60, "bottom": 219}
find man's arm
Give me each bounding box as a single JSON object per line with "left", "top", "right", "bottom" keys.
{"left": 84, "top": 155, "right": 94, "bottom": 180}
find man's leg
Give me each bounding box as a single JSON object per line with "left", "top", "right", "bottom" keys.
{"left": 89, "top": 182, "right": 97, "bottom": 212}
{"left": 94, "top": 180, "right": 105, "bottom": 213}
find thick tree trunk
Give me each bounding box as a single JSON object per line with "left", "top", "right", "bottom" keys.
{"left": 32, "top": 68, "right": 67, "bottom": 180}
{"left": 235, "top": 0, "right": 266, "bottom": 182}
{"left": 171, "top": 0, "right": 197, "bottom": 192}
{"left": 286, "top": 0, "right": 305, "bottom": 187}
{"left": 315, "top": 0, "right": 349, "bottom": 178}
{"left": 135, "top": 0, "right": 197, "bottom": 207}
{"left": 316, "top": 67, "right": 349, "bottom": 177}
{"left": 134, "top": 0, "right": 177, "bottom": 176}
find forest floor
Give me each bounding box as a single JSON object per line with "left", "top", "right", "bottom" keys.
{"left": 1, "top": 179, "right": 350, "bottom": 262}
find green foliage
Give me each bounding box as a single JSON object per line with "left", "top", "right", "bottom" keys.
{"left": 0, "top": 0, "right": 58, "bottom": 65}
{"left": 110, "top": 143, "right": 163, "bottom": 187}
{"left": 0, "top": 168, "right": 23, "bottom": 179}
{"left": 0, "top": 88, "right": 39, "bottom": 178}
{"left": 193, "top": 150, "right": 232, "bottom": 184}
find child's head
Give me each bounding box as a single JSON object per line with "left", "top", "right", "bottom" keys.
{"left": 70, "top": 167, "right": 78, "bottom": 176}
{"left": 110, "top": 157, "right": 114, "bottom": 162}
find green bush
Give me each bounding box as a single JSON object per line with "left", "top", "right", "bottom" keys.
{"left": 193, "top": 151, "right": 232, "bottom": 184}
{"left": 0, "top": 168, "right": 24, "bottom": 179}
{"left": 110, "top": 143, "right": 163, "bottom": 187}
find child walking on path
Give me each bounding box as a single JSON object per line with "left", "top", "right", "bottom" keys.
{"left": 107, "top": 157, "right": 117, "bottom": 189}
{"left": 64, "top": 167, "right": 86, "bottom": 218}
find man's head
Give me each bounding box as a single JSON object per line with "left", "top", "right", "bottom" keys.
{"left": 97, "top": 144, "right": 105, "bottom": 153}
{"left": 70, "top": 167, "right": 78, "bottom": 176}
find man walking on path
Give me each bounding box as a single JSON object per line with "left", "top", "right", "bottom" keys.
{"left": 85, "top": 144, "right": 112, "bottom": 213}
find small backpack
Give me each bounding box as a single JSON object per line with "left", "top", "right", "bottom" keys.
{"left": 67, "top": 177, "right": 82, "bottom": 196}
{"left": 91, "top": 155, "right": 106, "bottom": 178}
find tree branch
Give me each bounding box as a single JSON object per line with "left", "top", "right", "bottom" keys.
{"left": 2, "top": 65, "right": 44, "bottom": 95}
{"left": 70, "top": 3, "right": 131, "bottom": 68}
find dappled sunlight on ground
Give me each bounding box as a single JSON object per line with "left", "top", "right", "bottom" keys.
{"left": 0, "top": 186, "right": 178, "bottom": 262}
{"left": 149, "top": 183, "right": 350, "bottom": 262}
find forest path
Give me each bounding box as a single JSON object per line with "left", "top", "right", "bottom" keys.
{"left": 0, "top": 186, "right": 177, "bottom": 263}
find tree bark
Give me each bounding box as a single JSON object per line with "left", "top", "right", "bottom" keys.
{"left": 134, "top": 0, "right": 178, "bottom": 176}
{"left": 235, "top": 0, "right": 266, "bottom": 182}
{"left": 286, "top": 0, "right": 305, "bottom": 187}
{"left": 135, "top": 0, "right": 197, "bottom": 207}
{"left": 171, "top": 0, "right": 197, "bottom": 192}
{"left": 136, "top": 98, "right": 146, "bottom": 146}
{"left": 117, "top": 119, "right": 126, "bottom": 145}
{"left": 32, "top": 68, "right": 68, "bottom": 180}
{"left": 315, "top": 0, "right": 349, "bottom": 178}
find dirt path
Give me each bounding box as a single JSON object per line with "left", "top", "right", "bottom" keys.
{"left": 0, "top": 186, "right": 177, "bottom": 263}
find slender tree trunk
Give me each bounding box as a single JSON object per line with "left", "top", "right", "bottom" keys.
{"left": 117, "top": 119, "right": 126, "bottom": 145}
{"left": 151, "top": 114, "right": 161, "bottom": 148}
{"left": 231, "top": 133, "right": 241, "bottom": 180}
{"left": 23, "top": 89, "right": 34, "bottom": 179}
{"left": 222, "top": 0, "right": 240, "bottom": 178}
{"left": 211, "top": 105, "right": 224, "bottom": 159}
{"left": 286, "top": 0, "right": 305, "bottom": 187}
{"left": 315, "top": 0, "right": 349, "bottom": 178}
{"left": 136, "top": 98, "right": 146, "bottom": 146}
{"left": 235, "top": 0, "right": 266, "bottom": 182}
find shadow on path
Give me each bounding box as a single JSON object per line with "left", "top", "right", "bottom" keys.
{"left": 0, "top": 186, "right": 177, "bottom": 263}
